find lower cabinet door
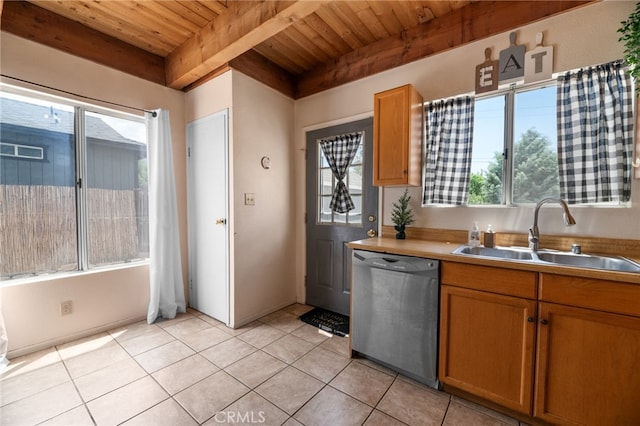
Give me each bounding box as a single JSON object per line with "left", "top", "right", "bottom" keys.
{"left": 439, "top": 285, "right": 537, "bottom": 414}
{"left": 534, "top": 302, "right": 640, "bottom": 425}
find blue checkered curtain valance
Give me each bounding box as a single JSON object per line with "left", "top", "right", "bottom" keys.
{"left": 320, "top": 132, "right": 363, "bottom": 213}
{"left": 557, "top": 60, "right": 634, "bottom": 204}
{"left": 422, "top": 96, "right": 475, "bottom": 205}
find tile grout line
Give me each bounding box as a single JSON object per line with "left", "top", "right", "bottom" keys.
{"left": 4, "top": 305, "right": 520, "bottom": 426}
{"left": 53, "top": 344, "right": 99, "bottom": 426}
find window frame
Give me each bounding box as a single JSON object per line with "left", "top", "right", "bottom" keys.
{"left": 0, "top": 142, "right": 45, "bottom": 160}
{"left": 473, "top": 80, "right": 559, "bottom": 206}
{"left": 315, "top": 135, "right": 364, "bottom": 227}
{"left": 0, "top": 85, "right": 148, "bottom": 280}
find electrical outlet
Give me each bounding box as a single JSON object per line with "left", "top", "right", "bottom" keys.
{"left": 244, "top": 193, "right": 255, "bottom": 205}
{"left": 61, "top": 300, "right": 73, "bottom": 316}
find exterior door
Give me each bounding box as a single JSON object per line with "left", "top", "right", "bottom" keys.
{"left": 187, "top": 110, "right": 229, "bottom": 324}
{"left": 305, "top": 118, "right": 378, "bottom": 316}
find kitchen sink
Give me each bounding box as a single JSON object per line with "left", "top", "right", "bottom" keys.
{"left": 452, "top": 245, "right": 640, "bottom": 273}
{"left": 536, "top": 252, "right": 640, "bottom": 273}
{"left": 452, "top": 245, "right": 534, "bottom": 261}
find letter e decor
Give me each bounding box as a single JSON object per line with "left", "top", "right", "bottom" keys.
{"left": 524, "top": 32, "right": 554, "bottom": 83}
{"left": 499, "top": 32, "right": 525, "bottom": 83}
{"left": 475, "top": 47, "right": 499, "bottom": 94}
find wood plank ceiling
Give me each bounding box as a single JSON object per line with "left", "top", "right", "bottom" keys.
{"left": 1, "top": 1, "right": 591, "bottom": 99}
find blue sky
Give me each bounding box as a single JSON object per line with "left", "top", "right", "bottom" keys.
{"left": 472, "top": 85, "right": 556, "bottom": 173}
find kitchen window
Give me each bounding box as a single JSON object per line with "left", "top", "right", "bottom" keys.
{"left": 469, "top": 84, "right": 560, "bottom": 205}
{"left": 468, "top": 60, "right": 633, "bottom": 206}
{"left": 0, "top": 89, "right": 149, "bottom": 280}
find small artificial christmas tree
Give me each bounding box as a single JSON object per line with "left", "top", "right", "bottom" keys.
{"left": 391, "top": 189, "right": 415, "bottom": 239}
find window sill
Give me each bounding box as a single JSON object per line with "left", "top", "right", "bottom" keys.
{"left": 0, "top": 260, "right": 150, "bottom": 287}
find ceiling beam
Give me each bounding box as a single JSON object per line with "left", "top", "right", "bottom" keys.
{"left": 1, "top": 1, "right": 166, "bottom": 85}
{"left": 294, "top": 1, "right": 591, "bottom": 99}
{"left": 182, "top": 50, "right": 296, "bottom": 98}
{"left": 165, "top": 0, "right": 327, "bottom": 89}
{"left": 229, "top": 50, "right": 296, "bottom": 98}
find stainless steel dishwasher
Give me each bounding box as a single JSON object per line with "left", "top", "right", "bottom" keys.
{"left": 351, "top": 249, "right": 440, "bottom": 389}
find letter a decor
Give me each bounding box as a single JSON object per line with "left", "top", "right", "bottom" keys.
{"left": 499, "top": 32, "right": 525, "bottom": 83}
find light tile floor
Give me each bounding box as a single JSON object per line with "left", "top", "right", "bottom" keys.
{"left": 0, "top": 304, "right": 527, "bottom": 426}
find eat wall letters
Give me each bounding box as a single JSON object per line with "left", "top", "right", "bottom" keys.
{"left": 499, "top": 32, "right": 526, "bottom": 82}
{"left": 475, "top": 47, "right": 499, "bottom": 94}
{"left": 524, "top": 32, "right": 554, "bottom": 83}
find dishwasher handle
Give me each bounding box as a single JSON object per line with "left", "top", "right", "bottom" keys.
{"left": 354, "top": 251, "right": 438, "bottom": 272}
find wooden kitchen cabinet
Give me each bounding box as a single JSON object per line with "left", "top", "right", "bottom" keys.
{"left": 441, "top": 266, "right": 640, "bottom": 423}
{"left": 534, "top": 275, "right": 640, "bottom": 425}
{"left": 373, "top": 84, "right": 423, "bottom": 186}
{"left": 439, "top": 262, "right": 537, "bottom": 414}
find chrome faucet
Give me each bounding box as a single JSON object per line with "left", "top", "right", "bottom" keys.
{"left": 529, "top": 197, "right": 576, "bottom": 251}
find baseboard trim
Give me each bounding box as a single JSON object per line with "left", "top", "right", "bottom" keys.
{"left": 7, "top": 315, "right": 146, "bottom": 359}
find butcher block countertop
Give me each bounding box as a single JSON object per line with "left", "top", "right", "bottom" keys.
{"left": 347, "top": 236, "right": 640, "bottom": 285}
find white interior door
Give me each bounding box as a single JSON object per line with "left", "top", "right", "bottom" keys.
{"left": 187, "top": 110, "right": 229, "bottom": 324}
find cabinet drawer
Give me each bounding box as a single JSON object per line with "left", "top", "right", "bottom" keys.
{"left": 441, "top": 262, "right": 537, "bottom": 299}
{"left": 539, "top": 273, "right": 640, "bottom": 317}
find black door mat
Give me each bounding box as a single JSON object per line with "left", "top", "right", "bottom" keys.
{"left": 299, "top": 307, "right": 349, "bottom": 337}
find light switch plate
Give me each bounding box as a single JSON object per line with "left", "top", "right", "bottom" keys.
{"left": 244, "top": 193, "right": 255, "bottom": 205}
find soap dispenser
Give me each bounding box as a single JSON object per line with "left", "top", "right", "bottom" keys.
{"left": 468, "top": 222, "right": 481, "bottom": 247}
{"left": 484, "top": 224, "right": 495, "bottom": 248}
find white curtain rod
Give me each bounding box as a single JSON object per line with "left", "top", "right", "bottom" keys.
{"left": 0, "top": 74, "right": 157, "bottom": 117}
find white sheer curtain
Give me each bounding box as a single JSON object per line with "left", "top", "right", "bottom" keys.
{"left": 0, "top": 293, "right": 8, "bottom": 372}
{"left": 146, "top": 109, "right": 185, "bottom": 324}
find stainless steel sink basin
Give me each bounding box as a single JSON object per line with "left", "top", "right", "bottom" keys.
{"left": 452, "top": 245, "right": 534, "bottom": 260}
{"left": 452, "top": 245, "right": 640, "bottom": 273}
{"left": 536, "top": 252, "right": 640, "bottom": 273}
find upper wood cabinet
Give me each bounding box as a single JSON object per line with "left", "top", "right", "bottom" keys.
{"left": 373, "top": 84, "right": 423, "bottom": 186}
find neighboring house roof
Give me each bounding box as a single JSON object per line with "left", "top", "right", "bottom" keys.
{"left": 0, "top": 97, "right": 144, "bottom": 147}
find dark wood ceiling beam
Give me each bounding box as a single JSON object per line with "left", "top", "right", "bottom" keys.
{"left": 295, "top": 1, "right": 591, "bottom": 99}
{"left": 164, "top": 0, "right": 328, "bottom": 89}
{"left": 229, "top": 49, "right": 296, "bottom": 98}
{"left": 1, "top": 1, "right": 166, "bottom": 85}
{"left": 182, "top": 49, "right": 296, "bottom": 99}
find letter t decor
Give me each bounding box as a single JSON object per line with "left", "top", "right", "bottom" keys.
{"left": 525, "top": 32, "right": 554, "bottom": 83}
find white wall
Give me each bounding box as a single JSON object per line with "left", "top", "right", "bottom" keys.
{"left": 293, "top": 1, "right": 640, "bottom": 303}
{"left": 1, "top": 33, "right": 187, "bottom": 357}
{"left": 185, "top": 71, "right": 296, "bottom": 327}
{"left": 231, "top": 72, "right": 296, "bottom": 325}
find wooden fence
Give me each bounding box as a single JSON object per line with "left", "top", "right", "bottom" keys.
{"left": 0, "top": 185, "right": 148, "bottom": 279}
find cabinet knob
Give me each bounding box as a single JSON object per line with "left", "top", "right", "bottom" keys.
{"left": 541, "top": 319, "right": 549, "bottom": 325}
{"left": 527, "top": 316, "right": 534, "bottom": 323}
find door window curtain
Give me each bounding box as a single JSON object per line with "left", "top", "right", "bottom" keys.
{"left": 146, "top": 109, "right": 185, "bottom": 324}
{"left": 557, "top": 60, "right": 634, "bottom": 204}
{"left": 320, "top": 132, "right": 363, "bottom": 213}
{"left": 422, "top": 96, "right": 475, "bottom": 205}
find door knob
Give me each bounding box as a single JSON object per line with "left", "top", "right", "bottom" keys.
{"left": 216, "top": 218, "right": 227, "bottom": 225}
{"left": 367, "top": 229, "right": 377, "bottom": 237}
